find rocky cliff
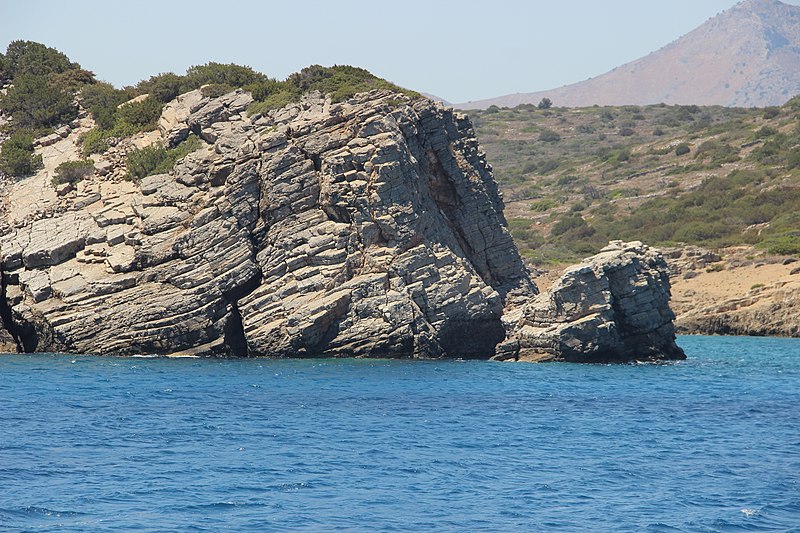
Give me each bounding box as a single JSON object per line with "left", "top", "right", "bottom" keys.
{"left": 0, "top": 88, "right": 683, "bottom": 362}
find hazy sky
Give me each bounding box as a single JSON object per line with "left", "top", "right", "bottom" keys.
{"left": 2, "top": 0, "right": 795, "bottom": 103}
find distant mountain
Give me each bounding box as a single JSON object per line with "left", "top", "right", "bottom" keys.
{"left": 458, "top": 0, "right": 800, "bottom": 109}
{"left": 421, "top": 92, "right": 451, "bottom": 105}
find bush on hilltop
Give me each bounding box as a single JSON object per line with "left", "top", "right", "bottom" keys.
{"left": 2, "top": 40, "right": 79, "bottom": 79}
{"left": 115, "top": 96, "right": 162, "bottom": 130}
{"left": 0, "top": 74, "right": 78, "bottom": 129}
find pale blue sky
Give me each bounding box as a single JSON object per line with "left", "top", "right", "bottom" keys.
{"left": 1, "top": 0, "right": 790, "bottom": 103}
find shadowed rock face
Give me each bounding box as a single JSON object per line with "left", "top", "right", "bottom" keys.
{"left": 502, "top": 241, "right": 686, "bottom": 363}
{"left": 0, "top": 89, "right": 684, "bottom": 362}
{"left": 0, "top": 90, "right": 534, "bottom": 358}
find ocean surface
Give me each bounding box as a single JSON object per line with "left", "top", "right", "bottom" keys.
{"left": 1, "top": 336, "right": 799, "bottom": 532}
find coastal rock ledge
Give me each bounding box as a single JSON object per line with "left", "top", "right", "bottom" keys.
{"left": 0, "top": 89, "right": 683, "bottom": 362}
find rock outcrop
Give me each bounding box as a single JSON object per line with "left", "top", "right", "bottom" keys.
{"left": 502, "top": 241, "right": 685, "bottom": 362}
{"left": 669, "top": 246, "right": 800, "bottom": 337}
{"left": 0, "top": 89, "right": 534, "bottom": 358}
{"left": 0, "top": 88, "right": 684, "bottom": 362}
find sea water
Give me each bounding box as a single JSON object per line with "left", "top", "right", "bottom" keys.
{"left": 1, "top": 336, "right": 798, "bottom": 532}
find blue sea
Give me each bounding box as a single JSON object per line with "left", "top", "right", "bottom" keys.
{"left": 1, "top": 336, "right": 799, "bottom": 532}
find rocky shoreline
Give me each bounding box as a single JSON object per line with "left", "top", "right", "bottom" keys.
{"left": 667, "top": 246, "right": 800, "bottom": 338}
{"left": 0, "top": 89, "right": 684, "bottom": 362}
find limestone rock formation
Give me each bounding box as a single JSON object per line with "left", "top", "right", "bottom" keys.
{"left": 0, "top": 87, "right": 685, "bottom": 361}
{"left": 502, "top": 241, "right": 685, "bottom": 362}
{"left": 0, "top": 89, "right": 533, "bottom": 358}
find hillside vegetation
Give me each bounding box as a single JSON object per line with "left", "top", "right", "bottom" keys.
{"left": 467, "top": 99, "right": 800, "bottom": 264}
{"left": 0, "top": 41, "right": 419, "bottom": 177}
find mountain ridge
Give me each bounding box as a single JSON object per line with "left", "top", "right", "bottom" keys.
{"left": 458, "top": 0, "right": 800, "bottom": 109}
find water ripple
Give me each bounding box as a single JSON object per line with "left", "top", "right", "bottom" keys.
{"left": 0, "top": 336, "right": 799, "bottom": 531}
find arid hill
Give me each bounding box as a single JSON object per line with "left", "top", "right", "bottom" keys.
{"left": 459, "top": 0, "right": 800, "bottom": 109}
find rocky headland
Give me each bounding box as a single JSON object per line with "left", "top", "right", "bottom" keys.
{"left": 0, "top": 87, "right": 684, "bottom": 362}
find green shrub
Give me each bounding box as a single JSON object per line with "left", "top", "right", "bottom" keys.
{"left": 53, "top": 159, "right": 94, "bottom": 185}
{"left": 244, "top": 79, "right": 288, "bottom": 101}
{"left": 3, "top": 40, "right": 78, "bottom": 79}
{"left": 675, "top": 143, "right": 691, "bottom": 156}
{"left": 246, "top": 65, "right": 418, "bottom": 115}
{"left": 551, "top": 215, "right": 588, "bottom": 236}
{"left": 763, "top": 107, "right": 780, "bottom": 119}
{"left": 116, "top": 96, "right": 162, "bottom": 130}
{"left": 754, "top": 126, "right": 777, "bottom": 139}
{"left": 80, "top": 127, "right": 112, "bottom": 156}
{"left": 126, "top": 146, "right": 171, "bottom": 180}
{"left": 48, "top": 68, "right": 96, "bottom": 92}
{"left": 136, "top": 72, "right": 185, "bottom": 103}
{"left": 787, "top": 150, "right": 800, "bottom": 170}
{"left": 539, "top": 129, "right": 561, "bottom": 143}
{"left": 530, "top": 198, "right": 557, "bottom": 212}
{"left": 200, "top": 83, "right": 234, "bottom": 98}
{"left": 760, "top": 233, "right": 800, "bottom": 255}
{"left": 0, "top": 131, "right": 43, "bottom": 176}
{"left": 183, "top": 62, "right": 267, "bottom": 91}
{"left": 81, "top": 82, "right": 130, "bottom": 130}
{"left": 0, "top": 74, "right": 78, "bottom": 129}
{"left": 289, "top": 64, "right": 419, "bottom": 103}
{"left": 248, "top": 94, "right": 294, "bottom": 117}
{"left": 619, "top": 127, "right": 635, "bottom": 137}
{"left": 538, "top": 98, "right": 552, "bottom": 109}
{"left": 507, "top": 218, "right": 545, "bottom": 250}
{"left": 125, "top": 135, "right": 201, "bottom": 180}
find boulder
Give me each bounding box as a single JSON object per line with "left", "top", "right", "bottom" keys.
{"left": 505, "top": 241, "right": 685, "bottom": 362}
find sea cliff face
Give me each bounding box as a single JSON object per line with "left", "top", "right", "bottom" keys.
{"left": 0, "top": 89, "right": 683, "bottom": 361}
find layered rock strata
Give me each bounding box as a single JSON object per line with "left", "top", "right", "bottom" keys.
{"left": 0, "top": 90, "right": 533, "bottom": 358}
{"left": 502, "top": 241, "right": 686, "bottom": 362}
{"left": 0, "top": 89, "right": 684, "bottom": 362}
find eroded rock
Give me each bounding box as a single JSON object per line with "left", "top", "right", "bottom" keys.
{"left": 504, "top": 241, "right": 685, "bottom": 362}
{"left": 0, "top": 87, "right": 683, "bottom": 362}
{"left": 0, "top": 90, "right": 533, "bottom": 357}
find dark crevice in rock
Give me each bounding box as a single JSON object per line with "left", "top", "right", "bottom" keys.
{"left": 295, "top": 143, "right": 322, "bottom": 173}
{"left": 221, "top": 269, "right": 262, "bottom": 357}
{"left": 425, "top": 149, "right": 475, "bottom": 259}
{"left": 12, "top": 308, "right": 50, "bottom": 354}
{"left": 426, "top": 150, "right": 460, "bottom": 211}
{"left": 322, "top": 205, "right": 351, "bottom": 224}
{"left": 310, "top": 153, "right": 322, "bottom": 173}
{"left": 0, "top": 270, "right": 22, "bottom": 352}
{"left": 223, "top": 300, "right": 249, "bottom": 357}
{"left": 437, "top": 318, "right": 506, "bottom": 359}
